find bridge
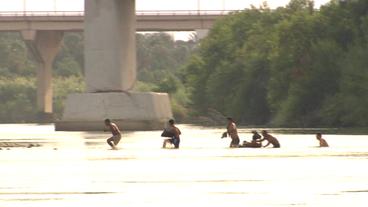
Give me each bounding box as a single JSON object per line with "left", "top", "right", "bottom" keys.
{"left": 0, "top": 10, "right": 233, "bottom": 31}
{"left": 0, "top": 0, "right": 238, "bottom": 130}
{"left": 0, "top": 9, "right": 235, "bottom": 123}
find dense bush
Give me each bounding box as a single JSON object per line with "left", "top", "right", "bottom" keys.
{"left": 0, "top": 77, "right": 37, "bottom": 122}
{"left": 182, "top": 0, "right": 368, "bottom": 127}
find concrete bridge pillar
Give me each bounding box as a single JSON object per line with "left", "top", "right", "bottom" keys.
{"left": 195, "top": 29, "right": 209, "bottom": 40}
{"left": 85, "top": 0, "right": 136, "bottom": 92}
{"left": 21, "top": 30, "right": 63, "bottom": 119}
{"left": 56, "top": 0, "right": 172, "bottom": 131}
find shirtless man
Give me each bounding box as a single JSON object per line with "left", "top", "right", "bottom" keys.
{"left": 162, "top": 119, "right": 181, "bottom": 149}
{"left": 316, "top": 133, "right": 329, "bottom": 147}
{"left": 259, "top": 130, "right": 280, "bottom": 148}
{"left": 104, "top": 119, "right": 122, "bottom": 149}
{"left": 224, "top": 118, "right": 240, "bottom": 148}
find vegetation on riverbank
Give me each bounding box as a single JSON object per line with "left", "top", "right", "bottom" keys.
{"left": 0, "top": 32, "right": 195, "bottom": 122}
{"left": 181, "top": 0, "right": 368, "bottom": 127}
{"left": 0, "top": 32, "right": 84, "bottom": 122}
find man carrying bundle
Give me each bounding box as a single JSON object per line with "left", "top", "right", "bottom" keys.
{"left": 222, "top": 117, "right": 240, "bottom": 148}
{"left": 162, "top": 119, "right": 181, "bottom": 149}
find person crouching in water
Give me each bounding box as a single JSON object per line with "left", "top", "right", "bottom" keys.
{"left": 222, "top": 117, "right": 240, "bottom": 148}
{"left": 104, "top": 119, "right": 122, "bottom": 150}
{"left": 241, "top": 130, "right": 262, "bottom": 148}
{"left": 316, "top": 133, "right": 329, "bottom": 147}
{"left": 162, "top": 119, "right": 181, "bottom": 149}
{"left": 259, "top": 130, "right": 280, "bottom": 148}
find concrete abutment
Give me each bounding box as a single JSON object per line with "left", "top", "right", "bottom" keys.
{"left": 21, "top": 30, "right": 63, "bottom": 121}
{"left": 56, "top": 0, "right": 173, "bottom": 131}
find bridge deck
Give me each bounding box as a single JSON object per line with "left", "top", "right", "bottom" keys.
{"left": 0, "top": 10, "right": 237, "bottom": 31}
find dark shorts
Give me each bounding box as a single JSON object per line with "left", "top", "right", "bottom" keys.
{"left": 230, "top": 137, "right": 240, "bottom": 147}
{"left": 108, "top": 134, "right": 121, "bottom": 145}
{"left": 168, "top": 137, "right": 180, "bottom": 148}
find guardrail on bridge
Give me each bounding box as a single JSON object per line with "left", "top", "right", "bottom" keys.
{"left": 0, "top": 10, "right": 242, "bottom": 17}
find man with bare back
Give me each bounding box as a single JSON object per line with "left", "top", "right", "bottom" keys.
{"left": 104, "top": 119, "right": 122, "bottom": 149}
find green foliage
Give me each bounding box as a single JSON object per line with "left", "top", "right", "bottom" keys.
{"left": 0, "top": 32, "right": 85, "bottom": 122}
{"left": 135, "top": 33, "right": 197, "bottom": 121}
{"left": 136, "top": 33, "right": 196, "bottom": 83}
{"left": 53, "top": 76, "right": 85, "bottom": 119}
{"left": 0, "top": 33, "right": 36, "bottom": 77}
{"left": 54, "top": 56, "right": 82, "bottom": 77}
{"left": 0, "top": 77, "right": 37, "bottom": 122}
{"left": 180, "top": 55, "right": 207, "bottom": 112}
{"left": 4, "top": 0, "right": 367, "bottom": 127}
{"left": 134, "top": 81, "right": 156, "bottom": 92}
{"left": 321, "top": 45, "right": 368, "bottom": 127}
{"left": 0, "top": 31, "right": 195, "bottom": 122}
{"left": 153, "top": 73, "right": 180, "bottom": 94}
{"left": 54, "top": 32, "right": 84, "bottom": 75}
{"left": 183, "top": 4, "right": 277, "bottom": 124}
{"left": 182, "top": 0, "right": 368, "bottom": 127}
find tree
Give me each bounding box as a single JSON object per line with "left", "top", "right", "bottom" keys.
{"left": 181, "top": 0, "right": 368, "bottom": 127}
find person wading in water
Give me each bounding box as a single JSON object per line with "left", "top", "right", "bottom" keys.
{"left": 104, "top": 119, "right": 122, "bottom": 150}
{"left": 222, "top": 117, "right": 240, "bottom": 148}
{"left": 259, "top": 130, "right": 280, "bottom": 148}
{"left": 162, "top": 119, "right": 181, "bottom": 149}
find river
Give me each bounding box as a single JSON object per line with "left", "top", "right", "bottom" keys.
{"left": 0, "top": 124, "right": 367, "bottom": 207}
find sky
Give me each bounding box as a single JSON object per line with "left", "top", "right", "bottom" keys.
{"left": 0, "top": 0, "right": 331, "bottom": 11}
{"left": 0, "top": 0, "right": 332, "bottom": 40}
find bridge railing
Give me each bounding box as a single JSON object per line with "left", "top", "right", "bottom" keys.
{"left": 0, "top": 11, "right": 83, "bottom": 17}
{"left": 0, "top": 10, "right": 241, "bottom": 17}
{"left": 136, "top": 10, "right": 240, "bottom": 15}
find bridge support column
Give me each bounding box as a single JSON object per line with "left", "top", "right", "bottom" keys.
{"left": 195, "top": 29, "right": 209, "bottom": 40}
{"left": 21, "top": 30, "right": 63, "bottom": 120}
{"left": 85, "top": 0, "right": 136, "bottom": 92}
{"left": 56, "top": 0, "right": 172, "bottom": 131}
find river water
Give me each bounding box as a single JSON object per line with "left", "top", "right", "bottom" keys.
{"left": 0, "top": 124, "right": 367, "bottom": 207}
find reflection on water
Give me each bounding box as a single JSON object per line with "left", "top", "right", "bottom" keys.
{"left": 0, "top": 124, "right": 368, "bottom": 207}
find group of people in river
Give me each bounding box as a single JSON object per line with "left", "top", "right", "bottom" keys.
{"left": 103, "top": 118, "right": 182, "bottom": 150}
{"left": 222, "top": 117, "right": 328, "bottom": 148}
{"left": 103, "top": 117, "right": 329, "bottom": 150}
{"left": 223, "top": 117, "right": 281, "bottom": 148}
